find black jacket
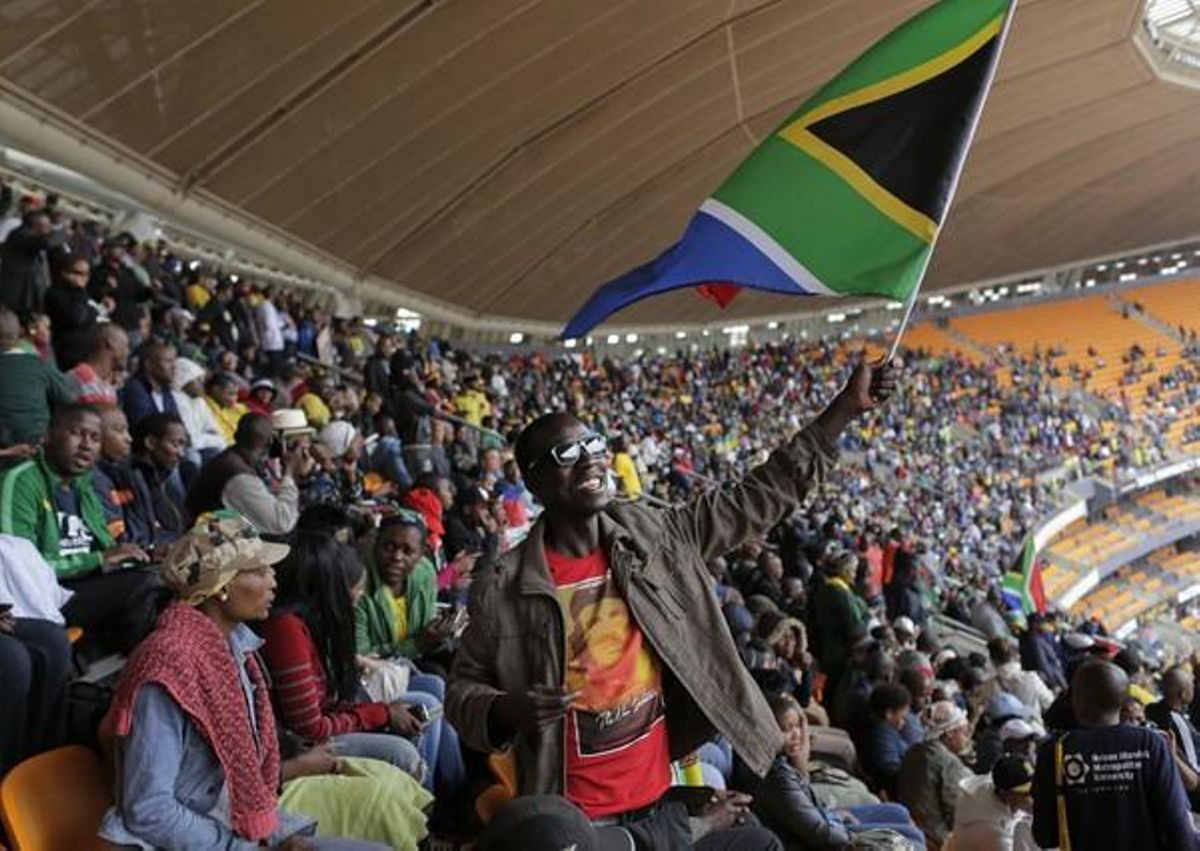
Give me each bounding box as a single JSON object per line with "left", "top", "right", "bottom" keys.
{"left": 0, "top": 224, "right": 49, "bottom": 318}
{"left": 1147, "top": 700, "right": 1200, "bottom": 768}
{"left": 753, "top": 755, "right": 851, "bottom": 849}
{"left": 133, "top": 454, "right": 189, "bottom": 541}
{"left": 444, "top": 511, "right": 498, "bottom": 567}
{"left": 363, "top": 355, "right": 391, "bottom": 406}
{"left": 88, "top": 261, "right": 150, "bottom": 331}
{"left": 198, "top": 299, "right": 240, "bottom": 351}
{"left": 185, "top": 445, "right": 258, "bottom": 520}
{"left": 44, "top": 283, "right": 97, "bottom": 370}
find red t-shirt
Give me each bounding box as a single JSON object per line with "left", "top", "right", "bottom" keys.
{"left": 546, "top": 547, "right": 671, "bottom": 817}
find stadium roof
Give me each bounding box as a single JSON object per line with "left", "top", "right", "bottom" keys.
{"left": 2, "top": 0, "right": 1198, "bottom": 332}
{"left": 1146, "top": 0, "right": 1200, "bottom": 50}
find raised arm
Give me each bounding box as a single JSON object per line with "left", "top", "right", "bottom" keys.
{"left": 667, "top": 359, "right": 896, "bottom": 563}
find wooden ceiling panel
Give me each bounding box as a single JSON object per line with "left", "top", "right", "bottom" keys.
{"left": 242, "top": 0, "right": 640, "bottom": 224}
{"left": 81, "top": 0, "right": 396, "bottom": 156}
{"left": 973, "top": 44, "right": 1153, "bottom": 142}
{"left": 204, "top": 0, "right": 538, "bottom": 203}
{"left": 370, "top": 32, "right": 735, "bottom": 295}
{"left": 477, "top": 121, "right": 754, "bottom": 319}
{"left": 0, "top": 0, "right": 251, "bottom": 117}
{"left": 732, "top": 0, "right": 926, "bottom": 119}
{"left": 287, "top": 0, "right": 728, "bottom": 262}
{"left": 994, "top": 0, "right": 1137, "bottom": 79}
{"left": 148, "top": 0, "right": 402, "bottom": 170}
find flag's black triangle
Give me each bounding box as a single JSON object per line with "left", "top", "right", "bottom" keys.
{"left": 808, "top": 35, "right": 999, "bottom": 224}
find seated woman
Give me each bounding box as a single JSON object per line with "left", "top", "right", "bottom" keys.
{"left": 355, "top": 510, "right": 458, "bottom": 688}
{"left": 753, "top": 694, "right": 927, "bottom": 849}
{"left": 98, "top": 514, "right": 387, "bottom": 849}
{"left": 262, "top": 532, "right": 464, "bottom": 804}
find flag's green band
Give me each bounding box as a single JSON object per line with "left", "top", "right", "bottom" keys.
{"left": 784, "top": 128, "right": 937, "bottom": 243}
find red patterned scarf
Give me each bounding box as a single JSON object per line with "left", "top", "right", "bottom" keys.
{"left": 102, "top": 602, "right": 281, "bottom": 841}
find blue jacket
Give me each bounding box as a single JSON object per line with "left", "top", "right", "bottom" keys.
{"left": 863, "top": 719, "right": 912, "bottom": 795}
{"left": 121, "top": 373, "right": 179, "bottom": 431}
{"left": 95, "top": 460, "right": 156, "bottom": 549}
{"left": 1033, "top": 725, "right": 1196, "bottom": 851}
{"left": 368, "top": 435, "right": 412, "bottom": 490}
{"left": 99, "top": 626, "right": 313, "bottom": 850}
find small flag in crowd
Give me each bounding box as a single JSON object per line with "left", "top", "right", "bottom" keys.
{"left": 562, "top": 0, "right": 1015, "bottom": 339}
{"left": 1002, "top": 536, "right": 1047, "bottom": 616}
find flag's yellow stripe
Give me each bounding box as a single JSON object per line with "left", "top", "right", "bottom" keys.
{"left": 788, "top": 128, "right": 937, "bottom": 243}
{"left": 781, "top": 13, "right": 1004, "bottom": 133}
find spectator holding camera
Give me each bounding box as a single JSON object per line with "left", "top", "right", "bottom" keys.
{"left": 185, "top": 413, "right": 310, "bottom": 534}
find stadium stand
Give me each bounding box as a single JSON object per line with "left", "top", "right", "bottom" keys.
{"left": 0, "top": 167, "right": 1197, "bottom": 851}
{"left": 4, "top": 0, "right": 1200, "bottom": 844}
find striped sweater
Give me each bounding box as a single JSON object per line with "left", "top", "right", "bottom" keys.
{"left": 258, "top": 610, "right": 389, "bottom": 743}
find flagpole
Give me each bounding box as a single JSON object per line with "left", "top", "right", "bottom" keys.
{"left": 884, "top": 0, "right": 1019, "bottom": 364}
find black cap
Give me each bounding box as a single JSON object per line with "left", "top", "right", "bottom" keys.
{"left": 992, "top": 755, "right": 1035, "bottom": 794}
{"left": 476, "top": 796, "right": 634, "bottom": 851}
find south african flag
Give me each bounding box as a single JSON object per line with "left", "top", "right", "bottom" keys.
{"left": 563, "top": 0, "right": 1016, "bottom": 338}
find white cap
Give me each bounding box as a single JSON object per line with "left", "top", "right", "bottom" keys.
{"left": 318, "top": 420, "right": 359, "bottom": 457}
{"left": 172, "top": 357, "right": 206, "bottom": 391}
{"left": 893, "top": 616, "right": 918, "bottom": 636}
{"left": 1000, "top": 718, "right": 1037, "bottom": 742}
{"left": 1063, "top": 633, "right": 1095, "bottom": 651}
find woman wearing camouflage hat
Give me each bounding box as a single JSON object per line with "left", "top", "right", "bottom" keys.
{"left": 97, "top": 513, "right": 386, "bottom": 849}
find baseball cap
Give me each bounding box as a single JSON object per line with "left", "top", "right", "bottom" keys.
{"left": 932, "top": 648, "right": 959, "bottom": 669}
{"left": 893, "top": 616, "right": 918, "bottom": 636}
{"left": 986, "top": 692, "right": 1031, "bottom": 723}
{"left": 999, "top": 718, "right": 1037, "bottom": 743}
{"left": 251, "top": 378, "right": 277, "bottom": 396}
{"left": 318, "top": 420, "right": 359, "bottom": 457}
{"left": 160, "top": 513, "right": 289, "bottom": 606}
{"left": 476, "top": 796, "right": 634, "bottom": 851}
{"left": 1063, "top": 632, "right": 1096, "bottom": 652}
{"left": 992, "top": 755, "right": 1035, "bottom": 794}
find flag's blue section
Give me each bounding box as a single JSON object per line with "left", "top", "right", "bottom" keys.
{"left": 561, "top": 211, "right": 804, "bottom": 340}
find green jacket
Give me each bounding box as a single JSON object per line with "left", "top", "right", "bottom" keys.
{"left": 0, "top": 348, "right": 71, "bottom": 447}
{"left": 809, "top": 576, "right": 869, "bottom": 682}
{"left": 354, "top": 555, "right": 437, "bottom": 659}
{"left": 0, "top": 453, "right": 115, "bottom": 579}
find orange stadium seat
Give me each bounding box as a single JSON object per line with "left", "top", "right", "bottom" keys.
{"left": 0, "top": 746, "right": 111, "bottom": 851}
{"left": 1120, "top": 280, "right": 1200, "bottom": 335}
{"left": 949, "top": 289, "right": 1197, "bottom": 444}
{"left": 474, "top": 751, "right": 518, "bottom": 825}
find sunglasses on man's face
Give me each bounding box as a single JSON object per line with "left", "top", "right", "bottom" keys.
{"left": 532, "top": 433, "right": 608, "bottom": 472}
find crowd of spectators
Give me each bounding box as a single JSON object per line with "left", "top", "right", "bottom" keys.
{"left": 1, "top": 180, "right": 1199, "bottom": 849}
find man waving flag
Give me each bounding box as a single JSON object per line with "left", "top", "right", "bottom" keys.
{"left": 562, "top": 0, "right": 1016, "bottom": 340}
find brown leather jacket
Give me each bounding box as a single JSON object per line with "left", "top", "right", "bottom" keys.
{"left": 446, "top": 425, "right": 838, "bottom": 797}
